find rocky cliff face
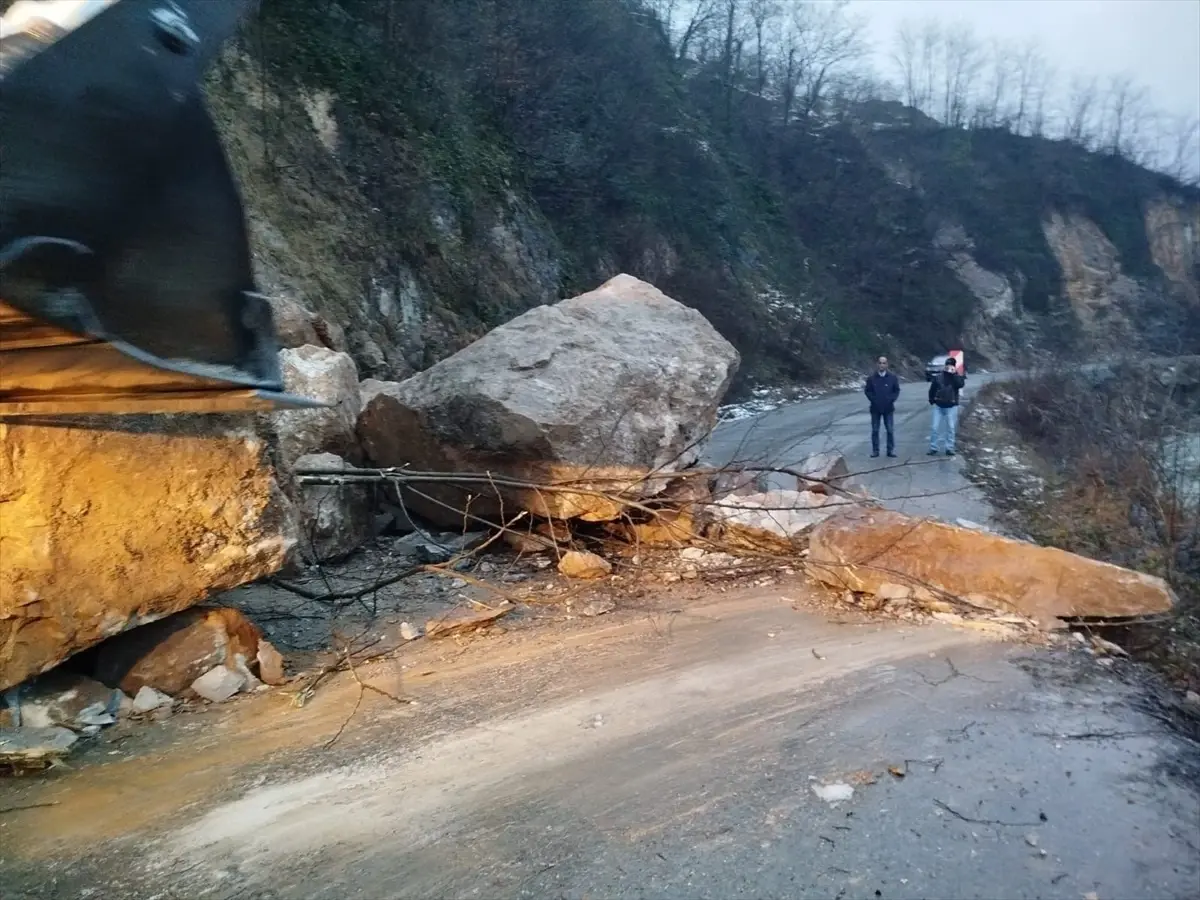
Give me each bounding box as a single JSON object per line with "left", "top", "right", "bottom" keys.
{"left": 205, "top": 2, "right": 1199, "bottom": 388}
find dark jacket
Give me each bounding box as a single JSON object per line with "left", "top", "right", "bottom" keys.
{"left": 928, "top": 371, "right": 965, "bottom": 408}
{"left": 864, "top": 370, "right": 900, "bottom": 413}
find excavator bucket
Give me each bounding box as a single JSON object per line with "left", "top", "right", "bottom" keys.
{"left": 0, "top": 0, "right": 322, "bottom": 415}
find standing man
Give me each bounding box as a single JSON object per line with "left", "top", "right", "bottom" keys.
{"left": 864, "top": 356, "right": 900, "bottom": 458}
{"left": 928, "top": 356, "right": 966, "bottom": 455}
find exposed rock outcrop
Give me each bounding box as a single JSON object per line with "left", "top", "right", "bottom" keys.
{"left": 357, "top": 274, "right": 739, "bottom": 526}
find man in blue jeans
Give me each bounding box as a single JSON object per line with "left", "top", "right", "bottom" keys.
{"left": 928, "top": 357, "right": 965, "bottom": 455}
{"left": 864, "top": 356, "right": 900, "bottom": 458}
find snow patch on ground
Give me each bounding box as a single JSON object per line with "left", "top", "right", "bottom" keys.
{"left": 718, "top": 372, "right": 861, "bottom": 423}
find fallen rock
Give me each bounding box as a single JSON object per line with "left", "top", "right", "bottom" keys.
{"left": 93, "top": 607, "right": 264, "bottom": 697}
{"left": 256, "top": 639, "right": 286, "bottom": 686}
{"left": 873, "top": 582, "right": 914, "bottom": 604}
{"left": 620, "top": 507, "right": 700, "bottom": 547}
{"left": 807, "top": 507, "right": 1176, "bottom": 622}
{"left": 399, "top": 622, "right": 420, "bottom": 641}
{"left": 0, "top": 418, "right": 294, "bottom": 692}
{"left": 425, "top": 603, "right": 512, "bottom": 639}
{"left": 0, "top": 725, "right": 77, "bottom": 774}
{"left": 503, "top": 529, "right": 558, "bottom": 553}
{"left": 395, "top": 530, "right": 488, "bottom": 564}
{"left": 357, "top": 274, "right": 739, "bottom": 526}
{"left": 710, "top": 468, "right": 768, "bottom": 500}
{"left": 796, "top": 452, "right": 850, "bottom": 494}
{"left": 292, "top": 452, "right": 374, "bottom": 562}
{"left": 272, "top": 345, "right": 363, "bottom": 471}
{"left": 190, "top": 665, "right": 247, "bottom": 703}
{"left": 15, "top": 673, "right": 122, "bottom": 731}
{"left": 131, "top": 686, "right": 174, "bottom": 714}
{"left": 706, "top": 490, "right": 854, "bottom": 553}
{"left": 558, "top": 550, "right": 613, "bottom": 579}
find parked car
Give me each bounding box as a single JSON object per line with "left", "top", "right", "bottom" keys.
{"left": 925, "top": 350, "right": 966, "bottom": 382}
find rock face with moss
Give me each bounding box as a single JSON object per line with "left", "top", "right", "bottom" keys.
{"left": 357, "top": 275, "right": 739, "bottom": 526}
{"left": 207, "top": 0, "right": 1200, "bottom": 394}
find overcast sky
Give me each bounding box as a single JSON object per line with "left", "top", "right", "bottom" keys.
{"left": 853, "top": 0, "right": 1200, "bottom": 122}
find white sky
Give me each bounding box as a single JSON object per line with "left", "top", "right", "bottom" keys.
{"left": 852, "top": 0, "right": 1200, "bottom": 122}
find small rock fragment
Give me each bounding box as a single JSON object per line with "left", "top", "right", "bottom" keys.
{"left": 131, "top": 686, "right": 173, "bottom": 714}
{"left": 74, "top": 702, "right": 116, "bottom": 728}
{"left": 581, "top": 599, "right": 616, "bottom": 617}
{"left": 190, "top": 666, "right": 246, "bottom": 703}
{"left": 1024, "top": 832, "right": 1039, "bottom": 848}
{"left": 0, "top": 726, "right": 77, "bottom": 773}
{"left": 1090, "top": 635, "right": 1129, "bottom": 657}
{"left": 679, "top": 547, "right": 707, "bottom": 561}
{"left": 1184, "top": 690, "right": 1200, "bottom": 710}
{"left": 874, "top": 582, "right": 914, "bottom": 603}
{"left": 399, "top": 622, "right": 420, "bottom": 641}
{"left": 256, "top": 640, "right": 286, "bottom": 686}
{"left": 557, "top": 550, "right": 612, "bottom": 579}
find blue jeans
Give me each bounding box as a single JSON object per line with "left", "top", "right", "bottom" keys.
{"left": 930, "top": 405, "right": 959, "bottom": 452}
{"left": 870, "top": 409, "right": 895, "bottom": 454}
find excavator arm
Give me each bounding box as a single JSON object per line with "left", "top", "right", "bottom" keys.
{"left": 0, "top": 0, "right": 321, "bottom": 414}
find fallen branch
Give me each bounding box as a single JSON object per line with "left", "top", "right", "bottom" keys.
{"left": 933, "top": 799, "right": 1044, "bottom": 827}
{"left": 0, "top": 801, "right": 59, "bottom": 816}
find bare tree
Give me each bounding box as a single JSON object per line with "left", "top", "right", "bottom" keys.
{"left": 1028, "top": 60, "right": 1057, "bottom": 137}
{"left": 746, "top": 0, "right": 779, "bottom": 95}
{"left": 775, "top": 1, "right": 864, "bottom": 124}
{"left": 916, "top": 19, "right": 941, "bottom": 116}
{"left": 892, "top": 20, "right": 920, "bottom": 110}
{"left": 1010, "top": 39, "right": 1050, "bottom": 135}
{"left": 973, "top": 38, "right": 1012, "bottom": 128}
{"left": 796, "top": 1, "right": 865, "bottom": 121}
{"left": 1101, "top": 73, "right": 1152, "bottom": 158}
{"left": 940, "top": 22, "right": 983, "bottom": 128}
{"left": 1063, "top": 75, "right": 1099, "bottom": 146}
{"left": 645, "top": 0, "right": 720, "bottom": 63}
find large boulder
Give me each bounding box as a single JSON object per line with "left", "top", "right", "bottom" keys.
{"left": 357, "top": 274, "right": 739, "bottom": 526}
{"left": 0, "top": 417, "right": 295, "bottom": 691}
{"left": 92, "top": 607, "right": 265, "bottom": 697}
{"left": 806, "top": 507, "right": 1176, "bottom": 623}
{"left": 271, "top": 345, "right": 363, "bottom": 471}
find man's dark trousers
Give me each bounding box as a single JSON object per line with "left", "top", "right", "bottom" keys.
{"left": 871, "top": 410, "right": 895, "bottom": 456}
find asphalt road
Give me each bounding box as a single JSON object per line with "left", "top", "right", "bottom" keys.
{"left": 706, "top": 371, "right": 1000, "bottom": 527}
{"left": 4, "top": 369, "right": 1198, "bottom": 900}
{"left": 19, "top": 599, "right": 1191, "bottom": 900}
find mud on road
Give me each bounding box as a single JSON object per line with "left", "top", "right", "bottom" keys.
{"left": 2, "top": 580, "right": 1198, "bottom": 900}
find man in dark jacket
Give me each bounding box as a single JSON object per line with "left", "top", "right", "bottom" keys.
{"left": 927, "top": 356, "right": 966, "bottom": 455}
{"left": 864, "top": 356, "right": 900, "bottom": 458}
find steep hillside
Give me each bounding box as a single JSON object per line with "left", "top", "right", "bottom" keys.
{"left": 204, "top": 0, "right": 1200, "bottom": 393}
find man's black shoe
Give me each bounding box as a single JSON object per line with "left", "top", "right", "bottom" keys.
{"left": 946, "top": 450, "right": 956, "bottom": 456}
{"left": 870, "top": 451, "right": 880, "bottom": 458}
{"left": 887, "top": 452, "right": 897, "bottom": 458}
{"left": 927, "top": 449, "right": 939, "bottom": 455}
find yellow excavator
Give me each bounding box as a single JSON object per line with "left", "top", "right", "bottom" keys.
{"left": 0, "top": 0, "right": 318, "bottom": 415}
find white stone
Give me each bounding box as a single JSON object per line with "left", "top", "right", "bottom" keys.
{"left": 131, "top": 686, "right": 174, "bottom": 714}
{"left": 190, "top": 666, "right": 246, "bottom": 703}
